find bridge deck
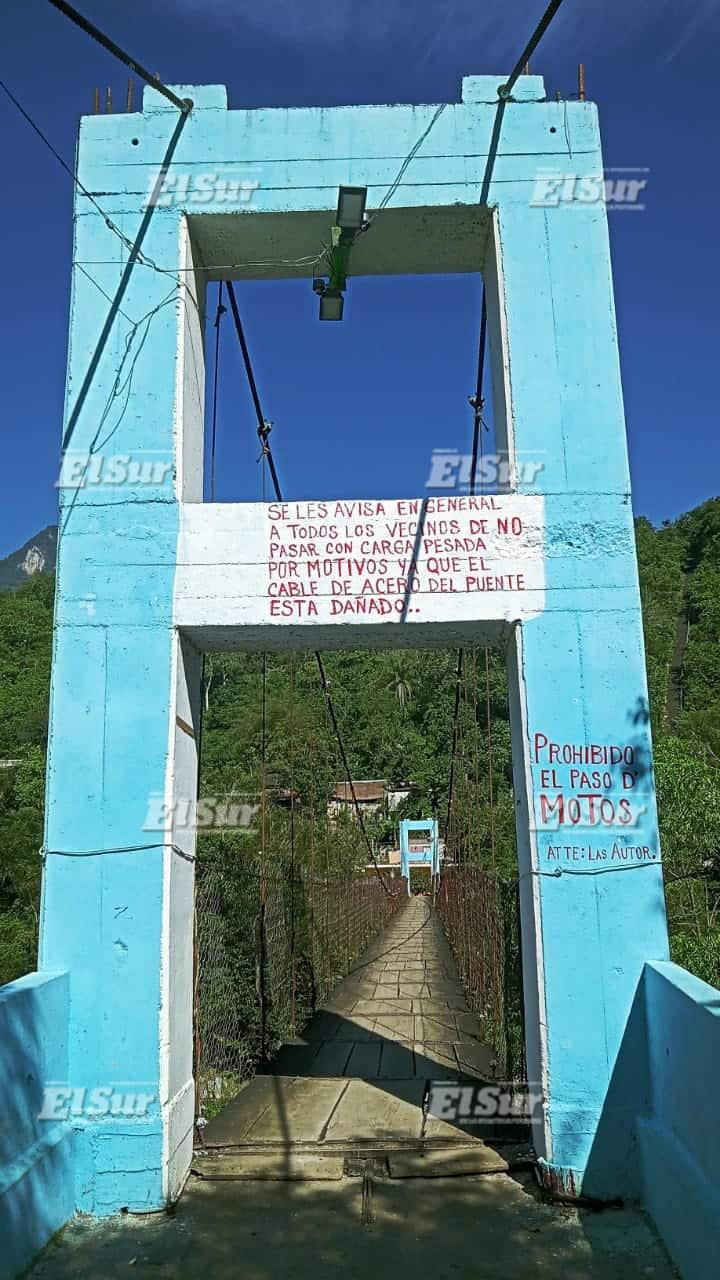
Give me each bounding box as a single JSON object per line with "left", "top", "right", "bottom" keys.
{"left": 198, "top": 896, "right": 501, "bottom": 1160}
{"left": 27, "top": 898, "right": 675, "bottom": 1279}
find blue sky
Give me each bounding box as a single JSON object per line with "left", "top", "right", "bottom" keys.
{"left": 1, "top": 0, "right": 718, "bottom": 556}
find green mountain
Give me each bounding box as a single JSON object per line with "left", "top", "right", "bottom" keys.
{"left": 0, "top": 526, "right": 57, "bottom": 591}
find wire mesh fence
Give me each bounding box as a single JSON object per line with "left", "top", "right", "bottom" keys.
{"left": 194, "top": 855, "right": 405, "bottom": 1118}
{"left": 436, "top": 865, "right": 525, "bottom": 1081}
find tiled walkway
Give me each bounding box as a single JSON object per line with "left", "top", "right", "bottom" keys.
{"left": 271, "top": 894, "right": 495, "bottom": 1082}
{"left": 198, "top": 896, "right": 500, "bottom": 1158}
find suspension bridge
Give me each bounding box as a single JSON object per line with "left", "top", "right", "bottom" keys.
{"left": 1, "top": 2, "right": 719, "bottom": 1278}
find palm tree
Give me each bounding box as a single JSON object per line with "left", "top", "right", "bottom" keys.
{"left": 387, "top": 656, "right": 412, "bottom": 709}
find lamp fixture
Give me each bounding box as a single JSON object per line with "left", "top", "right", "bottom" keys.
{"left": 336, "top": 185, "right": 367, "bottom": 232}
{"left": 314, "top": 185, "right": 368, "bottom": 320}
{"left": 319, "top": 289, "right": 344, "bottom": 322}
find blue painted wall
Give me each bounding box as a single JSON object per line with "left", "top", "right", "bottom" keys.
{"left": 584, "top": 960, "right": 720, "bottom": 1276}
{"left": 638, "top": 962, "right": 720, "bottom": 1279}
{"left": 39, "top": 111, "right": 186, "bottom": 1211}
{"left": 0, "top": 973, "right": 74, "bottom": 1280}
{"left": 499, "top": 190, "right": 669, "bottom": 1192}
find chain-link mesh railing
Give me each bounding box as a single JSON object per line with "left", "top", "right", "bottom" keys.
{"left": 436, "top": 865, "right": 525, "bottom": 1081}
{"left": 194, "top": 857, "right": 405, "bottom": 1117}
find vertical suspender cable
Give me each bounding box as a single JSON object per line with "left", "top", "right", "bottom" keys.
{"left": 224, "top": 280, "right": 396, "bottom": 897}
{"left": 289, "top": 654, "right": 297, "bottom": 1034}
{"left": 210, "top": 282, "right": 225, "bottom": 502}
{"left": 470, "top": 286, "right": 497, "bottom": 872}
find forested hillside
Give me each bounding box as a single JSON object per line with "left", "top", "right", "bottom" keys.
{"left": 1, "top": 502, "right": 719, "bottom": 986}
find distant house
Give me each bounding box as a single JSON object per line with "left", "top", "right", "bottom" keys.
{"left": 328, "top": 779, "right": 411, "bottom": 820}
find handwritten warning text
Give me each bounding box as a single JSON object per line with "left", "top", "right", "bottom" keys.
{"left": 265, "top": 496, "right": 544, "bottom": 623}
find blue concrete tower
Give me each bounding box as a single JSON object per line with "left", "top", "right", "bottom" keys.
{"left": 399, "top": 819, "right": 440, "bottom": 890}
{"left": 36, "top": 73, "right": 668, "bottom": 1217}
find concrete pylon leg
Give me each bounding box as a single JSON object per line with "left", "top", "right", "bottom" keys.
{"left": 39, "top": 201, "right": 205, "bottom": 1211}
{"left": 490, "top": 204, "right": 669, "bottom": 1196}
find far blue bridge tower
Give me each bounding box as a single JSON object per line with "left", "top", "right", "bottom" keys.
{"left": 399, "top": 819, "right": 440, "bottom": 892}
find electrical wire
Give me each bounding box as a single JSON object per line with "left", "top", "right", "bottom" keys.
{"left": 75, "top": 253, "right": 327, "bottom": 275}
{"left": 74, "top": 261, "right": 135, "bottom": 324}
{"left": 0, "top": 76, "right": 195, "bottom": 302}
{"left": 362, "top": 103, "right": 448, "bottom": 231}
{"left": 42, "top": 842, "right": 195, "bottom": 862}
{"left": 521, "top": 859, "right": 663, "bottom": 880}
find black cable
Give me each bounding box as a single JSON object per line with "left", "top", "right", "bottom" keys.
{"left": 47, "top": 0, "right": 192, "bottom": 114}
{"left": 209, "top": 282, "right": 225, "bottom": 501}
{"left": 444, "top": 649, "right": 465, "bottom": 854}
{"left": 42, "top": 842, "right": 195, "bottom": 862}
{"left": 315, "top": 652, "right": 395, "bottom": 895}
{"left": 444, "top": 285, "right": 489, "bottom": 860}
{"left": 363, "top": 103, "right": 448, "bottom": 230}
{"left": 225, "top": 281, "right": 283, "bottom": 502}
{"left": 0, "top": 77, "right": 190, "bottom": 296}
{"left": 499, "top": 0, "right": 568, "bottom": 99}
{"left": 0, "top": 75, "right": 127, "bottom": 234}
{"left": 524, "top": 860, "right": 663, "bottom": 879}
{"left": 469, "top": 287, "right": 487, "bottom": 499}
{"left": 222, "top": 284, "right": 396, "bottom": 895}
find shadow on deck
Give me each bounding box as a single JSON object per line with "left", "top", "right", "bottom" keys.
{"left": 195, "top": 896, "right": 523, "bottom": 1175}
{"left": 25, "top": 900, "right": 677, "bottom": 1279}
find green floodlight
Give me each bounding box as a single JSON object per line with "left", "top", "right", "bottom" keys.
{"left": 314, "top": 186, "right": 367, "bottom": 321}
{"left": 336, "top": 185, "right": 367, "bottom": 231}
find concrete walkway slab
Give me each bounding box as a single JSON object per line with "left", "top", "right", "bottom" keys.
{"left": 201, "top": 1075, "right": 278, "bottom": 1147}
{"left": 387, "top": 1147, "right": 508, "bottom": 1177}
{"left": 26, "top": 1171, "right": 676, "bottom": 1279}
{"left": 192, "top": 1152, "right": 345, "bottom": 1180}
{"left": 201, "top": 900, "right": 505, "bottom": 1157}
{"left": 243, "top": 1078, "right": 347, "bottom": 1144}
{"left": 325, "top": 1080, "right": 425, "bottom": 1143}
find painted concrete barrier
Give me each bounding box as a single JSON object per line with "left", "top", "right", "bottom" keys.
{"left": 582, "top": 959, "right": 720, "bottom": 1276}
{"left": 639, "top": 961, "right": 720, "bottom": 1280}
{"left": 0, "top": 972, "right": 74, "bottom": 1280}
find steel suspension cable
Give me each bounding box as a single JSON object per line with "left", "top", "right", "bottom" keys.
{"left": 313, "top": 652, "right": 394, "bottom": 894}
{"left": 47, "top": 0, "right": 193, "bottom": 114}
{"left": 471, "top": 286, "right": 497, "bottom": 872}
{"left": 225, "top": 283, "right": 283, "bottom": 502}
{"left": 209, "top": 283, "right": 225, "bottom": 501}
{"left": 469, "top": 288, "right": 488, "bottom": 498}
{"left": 499, "top": 0, "right": 568, "bottom": 100}
{"left": 446, "top": 286, "right": 489, "bottom": 863}
{"left": 445, "top": 648, "right": 465, "bottom": 861}
{"left": 484, "top": 647, "right": 497, "bottom": 871}
{"left": 289, "top": 653, "right": 297, "bottom": 1033}
{"left": 224, "top": 280, "right": 396, "bottom": 896}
